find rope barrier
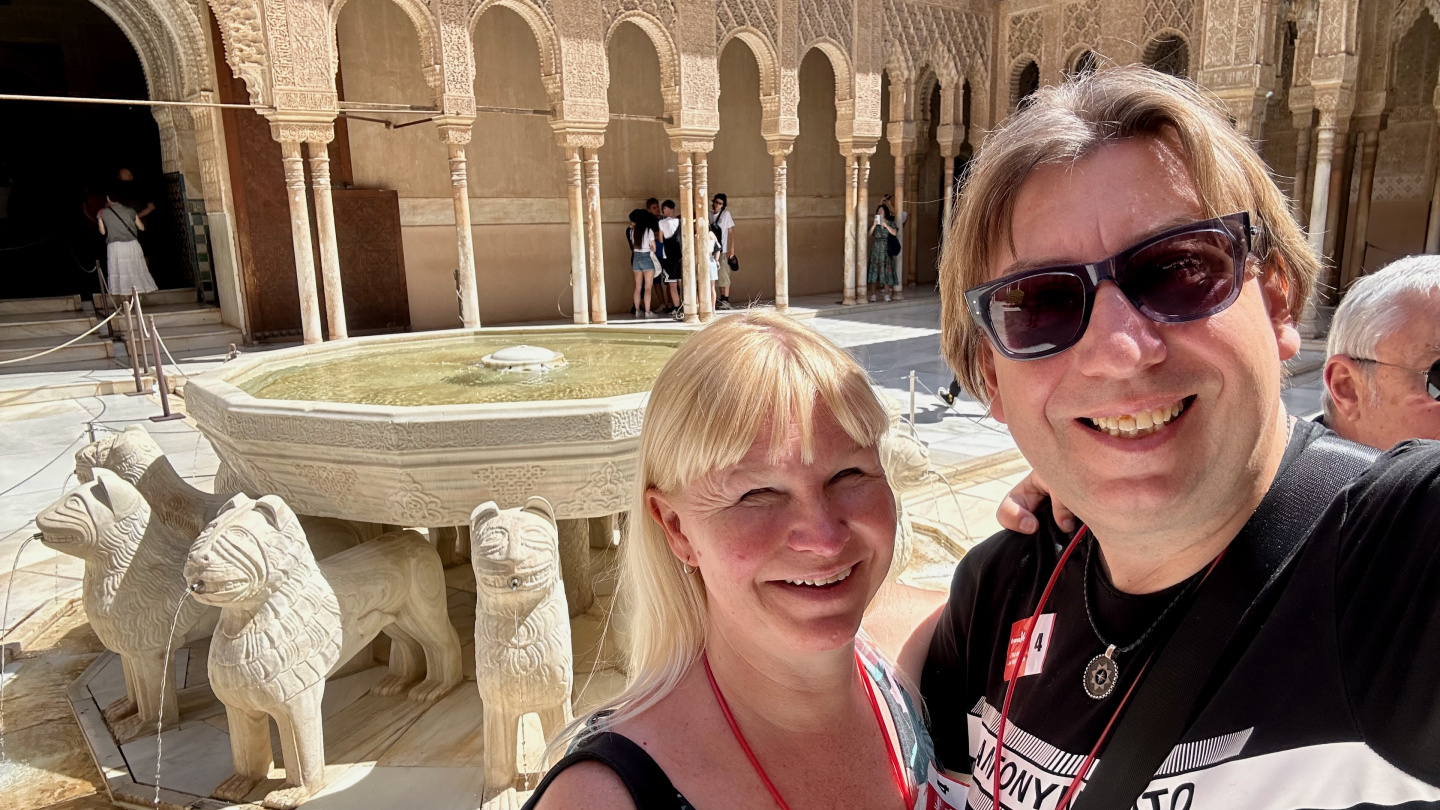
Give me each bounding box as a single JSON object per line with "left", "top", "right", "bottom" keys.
{"left": 0, "top": 309, "right": 122, "bottom": 366}
{"left": 153, "top": 330, "right": 191, "bottom": 381}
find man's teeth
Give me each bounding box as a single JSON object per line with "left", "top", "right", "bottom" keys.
{"left": 785, "top": 567, "right": 853, "bottom": 587}
{"left": 1088, "top": 400, "right": 1186, "bottom": 438}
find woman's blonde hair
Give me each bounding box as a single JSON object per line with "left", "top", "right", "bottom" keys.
{"left": 940, "top": 65, "right": 1319, "bottom": 402}
{"left": 581, "top": 310, "right": 890, "bottom": 733}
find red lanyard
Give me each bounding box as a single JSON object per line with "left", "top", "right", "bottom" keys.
{"left": 994, "top": 527, "right": 1224, "bottom": 810}
{"left": 704, "top": 651, "right": 913, "bottom": 810}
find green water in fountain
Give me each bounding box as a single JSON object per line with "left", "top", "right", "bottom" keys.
{"left": 237, "top": 333, "right": 684, "bottom": 406}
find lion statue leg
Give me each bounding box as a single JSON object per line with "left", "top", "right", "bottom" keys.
{"left": 482, "top": 702, "right": 523, "bottom": 803}
{"left": 111, "top": 648, "right": 178, "bottom": 744}
{"left": 212, "top": 705, "right": 273, "bottom": 802}
{"left": 394, "top": 565, "right": 463, "bottom": 704}
{"left": 263, "top": 682, "right": 327, "bottom": 810}
{"left": 371, "top": 624, "right": 426, "bottom": 698}
{"left": 102, "top": 657, "right": 140, "bottom": 724}
{"left": 537, "top": 699, "right": 573, "bottom": 771}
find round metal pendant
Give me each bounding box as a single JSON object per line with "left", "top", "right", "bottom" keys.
{"left": 1083, "top": 653, "right": 1119, "bottom": 700}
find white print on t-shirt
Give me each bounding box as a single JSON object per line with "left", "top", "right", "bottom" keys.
{"left": 659, "top": 216, "right": 680, "bottom": 239}
{"left": 961, "top": 700, "right": 1440, "bottom": 810}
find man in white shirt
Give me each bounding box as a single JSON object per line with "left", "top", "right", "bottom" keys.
{"left": 658, "top": 200, "right": 683, "bottom": 317}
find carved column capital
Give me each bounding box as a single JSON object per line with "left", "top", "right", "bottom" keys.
{"left": 436, "top": 120, "right": 475, "bottom": 146}
{"left": 269, "top": 120, "right": 335, "bottom": 146}
{"left": 552, "top": 124, "right": 606, "bottom": 151}
{"left": 764, "top": 137, "right": 795, "bottom": 158}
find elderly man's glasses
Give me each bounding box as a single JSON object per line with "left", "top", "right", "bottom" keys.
{"left": 1354, "top": 357, "right": 1440, "bottom": 401}
{"left": 964, "top": 213, "right": 1258, "bottom": 361}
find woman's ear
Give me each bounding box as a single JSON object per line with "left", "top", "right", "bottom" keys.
{"left": 646, "top": 488, "right": 696, "bottom": 566}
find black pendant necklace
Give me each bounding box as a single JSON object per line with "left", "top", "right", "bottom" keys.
{"left": 1081, "top": 538, "right": 1194, "bottom": 700}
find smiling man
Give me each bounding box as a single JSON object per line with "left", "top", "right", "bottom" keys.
{"left": 921, "top": 67, "right": 1440, "bottom": 810}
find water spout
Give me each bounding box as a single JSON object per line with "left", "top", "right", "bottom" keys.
{"left": 153, "top": 590, "right": 191, "bottom": 808}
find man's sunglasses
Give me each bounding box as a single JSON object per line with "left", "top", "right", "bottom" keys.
{"left": 1354, "top": 357, "right": 1440, "bottom": 401}
{"left": 964, "top": 213, "right": 1259, "bottom": 361}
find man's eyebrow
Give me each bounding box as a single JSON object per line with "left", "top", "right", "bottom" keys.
{"left": 996, "top": 214, "right": 1205, "bottom": 277}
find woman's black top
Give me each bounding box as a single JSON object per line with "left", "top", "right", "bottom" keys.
{"left": 520, "top": 731, "right": 695, "bottom": 810}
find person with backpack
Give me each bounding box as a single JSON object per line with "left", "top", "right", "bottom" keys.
{"left": 657, "top": 200, "right": 683, "bottom": 318}
{"left": 867, "top": 195, "right": 899, "bottom": 302}
{"left": 710, "top": 193, "right": 736, "bottom": 309}
{"left": 97, "top": 188, "right": 158, "bottom": 295}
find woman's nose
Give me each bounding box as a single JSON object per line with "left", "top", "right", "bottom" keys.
{"left": 784, "top": 494, "right": 849, "bottom": 556}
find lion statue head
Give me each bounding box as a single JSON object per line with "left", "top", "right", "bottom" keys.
{"left": 37, "top": 468, "right": 150, "bottom": 565}
{"left": 75, "top": 425, "right": 164, "bottom": 486}
{"left": 185, "top": 493, "right": 313, "bottom": 609}
{"left": 470, "top": 497, "right": 561, "bottom": 610}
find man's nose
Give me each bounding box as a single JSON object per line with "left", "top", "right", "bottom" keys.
{"left": 1071, "top": 281, "right": 1167, "bottom": 377}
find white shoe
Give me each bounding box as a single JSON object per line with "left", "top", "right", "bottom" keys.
{"left": 868, "top": 294, "right": 877, "bottom": 302}
{"left": 882, "top": 292, "right": 891, "bottom": 302}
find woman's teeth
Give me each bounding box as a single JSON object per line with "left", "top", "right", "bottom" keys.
{"left": 1087, "top": 399, "right": 1187, "bottom": 438}
{"left": 785, "top": 567, "right": 853, "bottom": 587}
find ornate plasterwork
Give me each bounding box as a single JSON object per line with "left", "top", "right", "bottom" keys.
{"left": 1146, "top": 0, "right": 1195, "bottom": 37}
{"left": 1009, "top": 9, "right": 1044, "bottom": 60}
{"left": 717, "top": 0, "right": 777, "bottom": 48}
{"left": 1063, "top": 0, "right": 1101, "bottom": 52}
{"left": 882, "top": 0, "right": 990, "bottom": 85}
{"left": 800, "top": 0, "right": 852, "bottom": 51}
{"left": 603, "top": 0, "right": 678, "bottom": 34}
{"left": 211, "top": 0, "right": 271, "bottom": 105}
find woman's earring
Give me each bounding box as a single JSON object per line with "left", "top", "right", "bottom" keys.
{"left": 682, "top": 560, "right": 695, "bottom": 575}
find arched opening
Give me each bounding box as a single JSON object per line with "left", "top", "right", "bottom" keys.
{"left": 1013, "top": 59, "right": 1040, "bottom": 110}
{"left": 1144, "top": 33, "right": 1189, "bottom": 78}
{"left": 1367, "top": 11, "right": 1440, "bottom": 268}
{"left": 0, "top": 0, "right": 185, "bottom": 300}
{"left": 467, "top": 4, "right": 567, "bottom": 325}
{"left": 602, "top": 20, "right": 671, "bottom": 316}
{"left": 915, "top": 78, "right": 945, "bottom": 285}
{"left": 791, "top": 47, "right": 845, "bottom": 296}
{"left": 1259, "top": 21, "right": 1300, "bottom": 201}
{"left": 712, "top": 38, "right": 774, "bottom": 303}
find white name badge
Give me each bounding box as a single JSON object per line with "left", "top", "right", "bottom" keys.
{"left": 917, "top": 761, "right": 970, "bottom": 810}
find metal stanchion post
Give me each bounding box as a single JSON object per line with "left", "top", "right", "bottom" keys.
{"left": 123, "top": 300, "right": 146, "bottom": 394}
{"left": 132, "top": 289, "right": 152, "bottom": 375}
{"left": 147, "top": 315, "right": 185, "bottom": 423}
{"left": 909, "top": 370, "right": 917, "bottom": 427}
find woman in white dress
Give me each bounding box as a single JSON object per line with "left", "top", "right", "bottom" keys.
{"left": 97, "top": 195, "right": 159, "bottom": 295}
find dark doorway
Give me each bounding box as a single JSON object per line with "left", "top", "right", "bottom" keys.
{"left": 0, "top": 0, "right": 186, "bottom": 300}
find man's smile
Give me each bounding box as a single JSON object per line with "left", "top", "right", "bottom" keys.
{"left": 1079, "top": 395, "right": 1195, "bottom": 438}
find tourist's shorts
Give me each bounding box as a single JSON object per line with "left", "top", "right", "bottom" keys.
{"left": 716, "top": 255, "right": 731, "bottom": 287}
{"left": 659, "top": 255, "right": 681, "bottom": 282}
{"left": 708, "top": 257, "right": 719, "bottom": 281}
{"left": 631, "top": 252, "right": 657, "bottom": 273}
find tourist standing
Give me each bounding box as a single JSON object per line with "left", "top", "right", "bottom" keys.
{"left": 97, "top": 191, "right": 158, "bottom": 295}
{"left": 627, "top": 209, "right": 660, "bottom": 318}
{"left": 710, "top": 193, "right": 735, "bottom": 309}
{"left": 867, "top": 196, "right": 899, "bottom": 302}
{"left": 657, "top": 200, "right": 683, "bottom": 318}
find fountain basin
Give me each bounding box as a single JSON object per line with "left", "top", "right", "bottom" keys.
{"left": 183, "top": 325, "right": 686, "bottom": 526}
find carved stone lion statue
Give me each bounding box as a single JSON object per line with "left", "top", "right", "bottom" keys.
{"left": 185, "top": 494, "right": 463, "bottom": 809}
{"left": 879, "top": 418, "right": 932, "bottom": 581}
{"left": 471, "top": 497, "right": 574, "bottom": 809}
{"left": 35, "top": 469, "right": 218, "bottom": 743}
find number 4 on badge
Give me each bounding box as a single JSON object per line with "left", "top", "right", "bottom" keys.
{"left": 1004, "top": 614, "right": 1055, "bottom": 681}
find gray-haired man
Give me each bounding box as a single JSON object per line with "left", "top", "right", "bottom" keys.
{"left": 1322, "top": 255, "right": 1440, "bottom": 449}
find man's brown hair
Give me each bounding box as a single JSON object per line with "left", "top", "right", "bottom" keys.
{"left": 940, "top": 65, "right": 1318, "bottom": 402}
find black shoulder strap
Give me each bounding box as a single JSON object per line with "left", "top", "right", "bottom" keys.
{"left": 522, "top": 731, "right": 690, "bottom": 810}
{"left": 1072, "top": 427, "right": 1377, "bottom": 810}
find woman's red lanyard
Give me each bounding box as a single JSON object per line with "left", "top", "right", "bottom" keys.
{"left": 993, "top": 526, "right": 1225, "bottom": 810}
{"left": 703, "top": 650, "right": 914, "bottom": 810}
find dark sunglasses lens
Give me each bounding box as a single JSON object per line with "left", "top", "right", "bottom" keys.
{"left": 987, "top": 272, "right": 1088, "bottom": 356}
{"left": 1122, "top": 230, "right": 1238, "bottom": 319}
{"left": 1428, "top": 359, "right": 1440, "bottom": 401}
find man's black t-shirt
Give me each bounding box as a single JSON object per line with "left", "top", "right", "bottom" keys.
{"left": 922, "top": 424, "right": 1440, "bottom": 809}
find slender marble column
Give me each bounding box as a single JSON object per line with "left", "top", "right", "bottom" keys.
{"left": 1292, "top": 124, "right": 1312, "bottom": 223}
{"left": 1343, "top": 127, "right": 1380, "bottom": 287}
{"left": 679, "top": 152, "right": 699, "bottom": 323}
{"left": 307, "top": 144, "right": 347, "bottom": 340}
{"left": 902, "top": 161, "right": 920, "bottom": 290}
{"left": 772, "top": 152, "right": 789, "bottom": 313}
{"left": 583, "top": 148, "right": 607, "bottom": 324}
{"left": 280, "top": 141, "right": 322, "bottom": 344}
{"left": 566, "top": 148, "right": 589, "bottom": 324}
{"left": 1306, "top": 124, "right": 1336, "bottom": 257}
{"left": 893, "top": 153, "right": 906, "bottom": 295}
{"left": 695, "top": 153, "right": 714, "bottom": 321}
{"left": 854, "top": 154, "right": 870, "bottom": 305}
{"left": 1321, "top": 130, "right": 1353, "bottom": 266}
{"left": 446, "top": 143, "right": 481, "bottom": 328}
{"left": 942, "top": 156, "right": 956, "bottom": 232}
{"left": 843, "top": 154, "right": 857, "bottom": 305}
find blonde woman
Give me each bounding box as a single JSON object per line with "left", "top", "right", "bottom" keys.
{"left": 525, "top": 312, "right": 935, "bottom": 810}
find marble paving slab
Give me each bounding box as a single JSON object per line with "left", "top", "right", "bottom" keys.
{"left": 375, "top": 685, "right": 486, "bottom": 768}
{"left": 303, "top": 764, "right": 488, "bottom": 810}
{"left": 120, "top": 718, "right": 235, "bottom": 798}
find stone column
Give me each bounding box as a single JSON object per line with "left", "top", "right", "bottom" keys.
{"left": 694, "top": 153, "right": 714, "bottom": 321}
{"left": 941, "top": 153, "right": 956, "bottom": 230}
{"left": 1291, "top": 119, "right": 1313, "bottom": 223}
{"left": 280, "top": 141, "right": 323, "bottom": 345}
{"left": 771, "top": 149, "right": 790, "bottom": 313}
{"left": 583, "top": 148, "right": 607, "bottom": 324}
{"left": 842, "top": 153, "right": 858, "bottom": 305}
{"left": 678, "top": 152, "right": 699, "bottom": 323}
{"left": 1321, "top": 128, "right": 1354, "bottom": 267}
{"left": 442, "top": 132, "right": 481, "bottom": 329}
{"left": 307, "top": 144, "right": 347, "bottom": 340}
{"left": 557, "top": 518, "right": 594, "bottom": 617}
{"left": 902, "top": 161, "right": 921, "bottom": 291}
{"left": 1428, "top": 115, "right": 1440, "bottom": 253}
{"left": 1343, "top": 125, "right": 1380, "bottom": 287}
{"left": 854, "top": 153, "right": 871, "bottom": 305}
{"left": 565, "top": 148, "right": 590, "bottom": 324}
{"left": 1306, "top": 120, "right": 1336, "bottom": 257}
{"left": 892, "top": 152, "right": 906, "bottom": 299}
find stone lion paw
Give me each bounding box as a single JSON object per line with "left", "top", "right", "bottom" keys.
{"left": 369, "top": 673, "right": 415, "bottom": 698}
{"left": 103, "top": 695, "right": 138, "bottom": 724}
{"left": 481, "top": 787, "right": 522, "bottom": 810}
{"left": 212, "top": 772, "right": 260, "bottom": 802}
{"left": 406, "top": 677, "right": 458, "bottom": 703}
{"left": 111, "top": 712, "right": 158, "bottom": 744}
{"left": 262, "top": 785, "right": 312, "bottom": 810}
